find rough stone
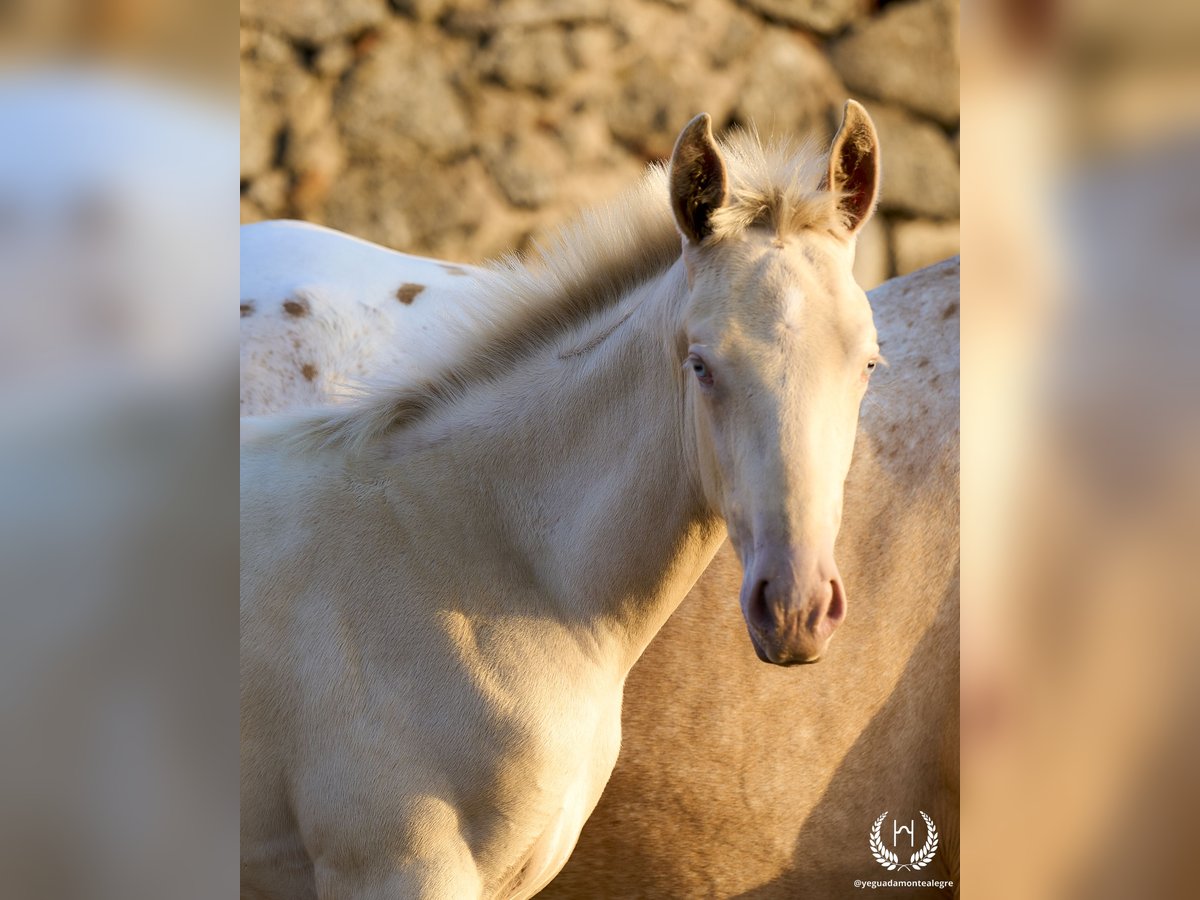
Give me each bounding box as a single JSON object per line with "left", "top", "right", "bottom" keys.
{"left": 246, "top": 170, "right": 291, "bottom": 212}
{"left": 869, "top": 104, "right": 959, "bottom": 219}
{"left": 494, "top": 0, "right": 610, "bottom": 29}
{"left": 288, "top": 126, "right": 345, "bottom": 215}
{"left": 478, "top": 27, "right": 575, "bottom": 95}
{"left": 314, "top": 42, "right": 354, "bottom": 78}
{"left": 740, "top": 0, "right": 867, "bottom": 35}
{"left": 734, "top": 31, "right": 845, "bottom": 141}
{"left": 556, "top": 101, "right": 628, "bottom": 167}
{"left": 240, "top": 0, "right": 962, "bottom": 281}
{"left": 239, "top": 27, "right": 258, "bottom": 56}
{"left": 241, "top": 53, "right": 327, "bottom": 183}
{"left": 241, "top": 196, "right": 265, "bottom": 224}
{"left": 241, "top": 0, "right": 390, "bottom": 44}
{"left": 483, "top": 130, "right": 567, "bottom": 209}
{"left": 709, "top": 6, "right": 763, "bottom": 69}
{"left": 286, "top": 76, "right": 334, "bottom": 146}
{"left": 440, "top": 0, "right": 607, "bottom": 33}
{"left": 322, "top": 167, "right": 414, "bottom": 250}
{"left": 830, "top": 0, "right": 960, "bottom": 126}
{"left": 607, "top": 57, "right": 732, "bottom": 159}
{"left": 391, "top": 0, "right": 453, "bottom": 23}
{"left": 568, "top": 24, "right": 619, "bottom": 72}
{"left": 891, "top": 218, "right": 959, "bottom": 275}
{"left": 239, "top": 63, "right": 284, "bottom": 179}
{"left": 252, "top": 30, "right": 295, "bottom": 66}
{"left": 323, "top": 158, "right": 509, "bottom": 259}
{"left": 336, "top": 27, "right": 472, "bottom": 164}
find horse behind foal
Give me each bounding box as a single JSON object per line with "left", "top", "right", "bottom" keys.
{"left": 241, "top": 104, "right": 884, "bottom": 899}
{"left": 239, "top": 221, "right": 488, "bottom": 416}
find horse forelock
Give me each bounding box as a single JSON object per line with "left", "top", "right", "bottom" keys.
{"left": 286, "top": 132, "right": 844, "bottom": 455}
{"left": 709, "top": 130, "right": 844, "bottom": 239}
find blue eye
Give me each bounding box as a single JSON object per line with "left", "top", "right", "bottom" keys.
{"left": 687, "top": 355, "right": 714, "bottom": 386}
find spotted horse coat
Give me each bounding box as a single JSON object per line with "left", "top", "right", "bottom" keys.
{"left": 239, "top": 220, "right": 485, "bottom": 416}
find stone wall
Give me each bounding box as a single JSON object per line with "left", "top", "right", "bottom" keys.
{"left": 240, "top": 0, "right": 959, "bottom": 288}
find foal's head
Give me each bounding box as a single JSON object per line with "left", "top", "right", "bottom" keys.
{"left": 670, "top": 103, "right": 881, "bottom": 665}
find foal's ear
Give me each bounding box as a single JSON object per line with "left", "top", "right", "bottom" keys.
{"left": 669, "top": 113, "right": 728, "bottom": 244}
{"left": 825, "top": 100, "right": 881, "bottom": 236}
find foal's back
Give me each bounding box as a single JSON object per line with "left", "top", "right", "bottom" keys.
{"left": 541, "top": 257, "right": 960, "bottom": 898}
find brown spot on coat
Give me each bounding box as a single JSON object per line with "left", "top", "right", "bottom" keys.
{"left": 240, "top": 300, "right": 255, "bottom": 318}
{"left": 301, "top": 363, "right": 318, "bottom": 382}
{"left": 440, "top": 264, "right": 469, "bottom": 276}
{"left": 941, "top": 300, "right": 959, "bottom": 319}
{"left": 283, "top": 296, "right": 311, "bottom": 317}
{"left": 396, "top": 283, "right": 426, "bottom": 304}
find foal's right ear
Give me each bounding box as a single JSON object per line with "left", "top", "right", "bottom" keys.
{"left": 825, "top": 100, "right": 881, "bottom": 236}
{"left": 669, "top": 113, "right": 728, "bottom": 245}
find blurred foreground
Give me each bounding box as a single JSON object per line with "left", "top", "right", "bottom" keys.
{"left": 961, "top": 0, "right": 1200, "bottom": 897}
{"left": 0, "top": 4, "right": 238, "bottom": 899}
{"left": 0, "top": 0, "right": 1197, "bottom": 897}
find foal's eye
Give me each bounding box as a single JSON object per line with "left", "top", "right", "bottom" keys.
{"left": 686, "top": 355, "right": 714, "bottom": 386}
{"left": 865, "top": 360, "right": 878, "bottom": 375}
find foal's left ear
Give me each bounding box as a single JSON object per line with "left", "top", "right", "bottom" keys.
{"left": 825, "top": 100, "right": 881, "bottom": 236}
{"left": 669, "top": 113, "right": 728, "bottom": 245}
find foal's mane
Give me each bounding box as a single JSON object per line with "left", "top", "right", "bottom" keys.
{"left": 291, "top": 131, "right": 841, "bottom": 454}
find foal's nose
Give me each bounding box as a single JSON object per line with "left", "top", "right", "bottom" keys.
{"left": 745, "top": 566, "right": 846, "bottom": 665}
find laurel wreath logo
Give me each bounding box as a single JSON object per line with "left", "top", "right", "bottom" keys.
{"left": 869, "top": 812, "right": 900, "bottom": 870}
{"left": 869, "top": 810, "right": 939, "bottom": 871}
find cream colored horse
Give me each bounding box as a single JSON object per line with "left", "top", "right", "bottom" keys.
{"left": 242, "top": 103, "right": 884, "bottom": 899}
{"left": 241, "top": 251, "right": 960, "bottom": 896}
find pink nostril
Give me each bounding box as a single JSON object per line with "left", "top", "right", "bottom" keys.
{"left": 827, "top": 578, "right": 846, "bottom": 625}
{"left": 805, "top": 579, "right": 845, "bottom": 633}
{"left": 747, "top": 579, "right": 772, "bottom": 632}
{"left": 805, "top": 580, "right": 833, "bottom": 631}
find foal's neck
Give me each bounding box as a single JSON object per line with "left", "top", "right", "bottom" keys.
{"left": 397, "top": 259, "right": 725, "bottom": 672}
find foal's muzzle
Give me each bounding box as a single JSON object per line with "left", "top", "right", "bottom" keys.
{"left": 741, "top": 557, "right": 846, "bottom": 666}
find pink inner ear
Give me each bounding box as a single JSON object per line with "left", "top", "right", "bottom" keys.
{"left": 839, "top": 139, "right": 876, "bottom": 228}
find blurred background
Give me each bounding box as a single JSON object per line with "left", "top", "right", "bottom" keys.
{"left": 1, "top": 0, "right": 1199, "bottom": 898}
{"left": 239, "top": 0, "right": 961, "bottom": 288}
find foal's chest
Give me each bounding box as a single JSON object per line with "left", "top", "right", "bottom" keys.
{"left": 483, "top": 704, "right": 624, "bottom": 900}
